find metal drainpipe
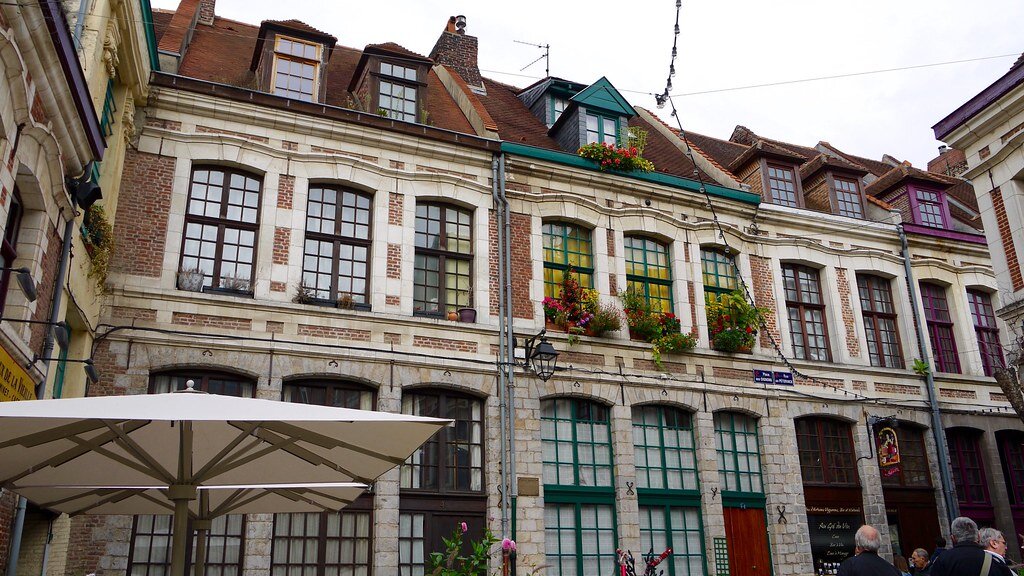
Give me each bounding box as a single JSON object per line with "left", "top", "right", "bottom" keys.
{"left": 6, "top": 214, "right": 75, "bottom": 576}
{"left": 492, "top": 154, "right": 510, "bottom": 538}
{"left": 897, "top": 216, "right": 959, "bottom": 522}
{"left": 498, "top": 153, "right": 519, "bottom": 525}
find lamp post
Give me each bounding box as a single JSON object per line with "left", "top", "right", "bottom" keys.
{"left": 0, "top": 267, "right": 37, "bottom": 302}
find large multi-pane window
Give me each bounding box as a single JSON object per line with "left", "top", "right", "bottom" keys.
{"left": 700, "top": 248, "right": 737, "bottom": 302}
{"left": 378, "top": 62, "right": 418, "bottom": 122}
{"left": 857, "top": 274, "right": 903, "bottom": 368}
{"left": 795, "top": 418, "right": 858, "bottom": 486}
{"left": 833, "top": 177, "right": 863, "bottom": 218}
{"left": 399, "top": 391, "right": 485, "bottom": 576}
{"left": 783, "top": 264, "right": 831, "bottom": 361}
{"left": 879, "top": 425, "right": 931, "bottom": 488}
{"left": 967, "top": 289, "right": 1004, "bottom": 377}
{"left": 303, "top": 186, "right": 372, "bottom": 306}
{"left": 543, "top": 222, "right": 593, "bottom": 298}
{"left": 542, "top": 399, "right": 616, "bottom": 576}
{"left": 997, "top": 431, "right": 1024, "bottom": 506}
{"left": 947, "top": 428, "right": 990, "bottom": 506}
{"left": 272, "top": 380, "right": 375, "bottom": 576}
{"left": 0, "top": 189, "right": 23, "bottom": 314}
{"left": 180, "top": 167, "right": 261, "bottom": 293}
{"left": 714, "top": 411, "right": 763, "bottom": 494}
{"left": 413, "top": 203, "right": 472, "bottom": 315}
{"left": 585, "top": 113, "right": 618, "bottom": 145}
{"left": 130, "top": 370, "right": 253, "bottom": 576}
{"left": 129, "top": 514, "right": 244, "bottom": 576}
{"left": 633, "top": 405, "right": 705, "bottom": 576}
{"left": 913, "top": 189, "right": 947, "bottom": 228}
{"left": 920, "top": 283, "right": 961, "bottom": 373}
{"left": 273, "top": 37, "right": 320, "bottom": 102}
{"left": 766, "top": 164, "right": 799, "bottom": 207}
{"left": 625, "top": 236, "right": 673, "bottom": 313}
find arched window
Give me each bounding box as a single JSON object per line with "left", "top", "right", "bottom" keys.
{"left": 542, "top": 398, "right": 616, "bottom": 576}
{"left": 795, "top": 417, "right": 858, "bottom": 486}
{"left": 413, "top": 203, "right": 472, "bottom": 316}
{"left": 920, "top": 282, "right": 960, "bottom": 373}
{"left": 543, "top": 222, "right": 593, "bottom": 298}
{"left": 700, "top": 248, "right": 737, "bottom": 303}
{"left": 967, "top": 289, "right": 1004, "bottom": 377}
{"left": 783, "top": 264, "right": 831, "bottom": 361}
{"left": 149, "top": 370, "right": 255, "bottom": 397}
{"left": 857, "top": 274, "right": 903, "bottom": 368}
{"left": 302, "top": 186, "right": 372, "bottom": 307}
{"left": 272, "top": 379, "right": 376, "bottom": 576}
{"left": 624, "top": 236, "right": 672, "bottom": 313}
{"left": 633, "top": 405, "right": 704, "bottom": 576}
{"left": 131, "top": 369, "right": 255, "bottom": 576}
{"left": 0, "top": 188, "right": 23, "bottom": 314}
{"left": 713, "top": 411, "right": 763, "bottom": 494}
{"left": 179, "top": 166, "right": 262, "bottom": 294}
{"left": 398, "top": 390, "right": 485, "bottom": 576}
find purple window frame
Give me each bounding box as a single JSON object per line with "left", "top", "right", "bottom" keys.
{"left": 906, "top": 185, "right": 952, "bottom": 229}
{"left": 920, "top": 282, "right": 961, "bottom": 374}
{"left": 998, "top": 432, "right": 1024, "bottom": 506}
{"left": 947, "top": 428, "right": 991, "bottom": 506}
{"left": 967, "top": 289, "right": 1004, "bottom": 377}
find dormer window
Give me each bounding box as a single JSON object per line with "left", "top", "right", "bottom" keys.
{"left": 550, "top": 97, "right": 568, "bottom": 126}
{"left": 833, "top": 177, "right": 863, "bottom": 218}
{"left": 766, "top": 164, "right": 799, "bottom": 207}
{"left": 378, "top": 62, "right": 418, "bottom": 122}
{"left": 586, "top": 113, "right": 618, "bottom": 145}
{"left": 913, "top": 189, "right": 947, "bottom": 228}
{"left": 273, "top": 37, "right": 320, "bottom": 102}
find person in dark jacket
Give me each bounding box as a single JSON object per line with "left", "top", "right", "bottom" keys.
{"left": 929, "top": 517, "right": 1012, "bottom": 576}
{"left": 930, "top": 537, "right": 947, "bottom": 564}
{"left": 837, "top": 525, "right": 901, "bottom": 576}
{"left": 911, "top": 548, "right": 932, "bottom": 575}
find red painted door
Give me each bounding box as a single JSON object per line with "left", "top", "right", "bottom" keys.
{"left": 724, "top": 507, "right": 772, "bottom": 576}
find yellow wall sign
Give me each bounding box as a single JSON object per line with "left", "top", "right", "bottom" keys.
{"left": 0, "top": 343, "right": 35, "bottom": 402}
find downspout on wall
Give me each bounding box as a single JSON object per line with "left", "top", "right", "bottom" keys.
{"left": 492, "top": 154, "right": 511, "bottom": 538}
{"left": 896, "top": 213, "right": 959, "bottom": 522}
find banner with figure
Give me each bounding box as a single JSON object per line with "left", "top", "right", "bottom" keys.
{"left": 877, "top": 426, "right": 901, "bottom": 477}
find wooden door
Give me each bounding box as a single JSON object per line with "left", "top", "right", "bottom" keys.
{"left": 723, "top": 507, "right": 772, "bottom": 576}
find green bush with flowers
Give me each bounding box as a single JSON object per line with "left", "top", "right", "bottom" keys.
{"left": 707, "top": 290, "right": 767, "bottom": 353}
{"left": 622, "top": 288, "right": 697, "bottom": 368}
{"left": 543, "top": 270, "right": 621, "bottom": 342}
{"left": 578, "top": 142, "right": 655, "bottom": 172}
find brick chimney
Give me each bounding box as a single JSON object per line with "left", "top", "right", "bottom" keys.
{"left": 198, "top": 0, "right": 215, "bottom": 25}
{"left": 429, "top": 15, "right": 485, "bottom": 93}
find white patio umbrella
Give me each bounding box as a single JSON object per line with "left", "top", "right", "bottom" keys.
{"left": 0, "top": 385, "right": 449, "bottom": 576}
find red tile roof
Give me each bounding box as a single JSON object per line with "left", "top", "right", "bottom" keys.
{"left": 799, "top": 153, "right": 869, "bottom": 181}
{"left": 627, "top": 115, "right": 716, "bottom": 183}
{"left": 475, "top": 78, "right": 559, "bottom": 148}
{"left": 263, "top": 19, "right": 337, "bottom": 42}
{"left": 158, "top": 0, "right": 200, "bottom": 54}
{"left": 817, "top": 141, "right": 895, "bottom": 177}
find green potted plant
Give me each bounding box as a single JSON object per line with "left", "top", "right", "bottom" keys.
{"left": 81, "top": 204, "right": 113, "bottom": 288}
{"left": 706, "top": 290, "right": 767, "bottom": 353}
{"left": 622, "top": 287, "right": 696, "bottom": 368}
{"left": 577, "top": 142, "right": 656, "bottom": 172}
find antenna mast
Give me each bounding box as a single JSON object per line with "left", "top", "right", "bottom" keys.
{"left": 514, "top": 40, "right": 550, "bottom": 77}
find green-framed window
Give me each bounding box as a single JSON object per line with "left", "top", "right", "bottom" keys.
{"left": 542, "top": 398, "right": 613, "bottom": 487}
{"left": 700, "top": 248, "right": 737, "bottom": 302}
{"left": 639, "top": 504, "right": 706, "bottom": 576}
{"left": 585, "top": 113, "right": 618, "bottom": 145}
{"left": 550, "top": 96, "right": 568, "bottom": 126}
{"left": 543, "top": 398, "right": 617, "bottom": 576}
{"left": 625, "top": 236, "right": 673, "bottom": 314}
{"left": 544, "top": 502, "right": 617, "bottom": 576}
{"left": 99, "top": 79, "right": 116, "bottom": 138}
{"left": 714, "top": 411, "right": 763, "bottom": 494}
{"left": 543, "top": 222, "right": 593, "bottom": 298}
{"left": 632, "top": 405, "right": 697, "bottom": 490}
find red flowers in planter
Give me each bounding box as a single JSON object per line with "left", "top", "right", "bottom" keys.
{"left": 577, "top": 142, "right": 655, "bottom": 172}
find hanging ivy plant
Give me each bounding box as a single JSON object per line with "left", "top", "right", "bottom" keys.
{"left": 82, "top": 204, "right": 113, "bottom": 289}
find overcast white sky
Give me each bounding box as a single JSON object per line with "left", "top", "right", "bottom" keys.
{"left": 151, "top": 0, "right": 1022, "bottom": 167}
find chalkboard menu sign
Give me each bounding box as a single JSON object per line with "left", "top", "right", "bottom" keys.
{"left": 807, "top": 512, "right": 860, "bottom": 575}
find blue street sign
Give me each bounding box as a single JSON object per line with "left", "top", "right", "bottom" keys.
{"left": 773, "top": 371, "right": 794, "bottom": 386}
{"left": 753, "top": 370, "right": 774, "bottom": 384}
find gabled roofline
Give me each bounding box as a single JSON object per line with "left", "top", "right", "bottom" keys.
{"left": 933, "top": 56, "right": 1024, "bottom": 140}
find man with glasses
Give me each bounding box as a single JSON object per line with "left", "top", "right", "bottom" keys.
{"left": 980, "top": 528, "right": 1010, "bottom": 566}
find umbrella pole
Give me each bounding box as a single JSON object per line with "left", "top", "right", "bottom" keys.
{"left": 193, "top": 519, "right": 210, "bottom": 576}
{"left": 168, "top": 485, "right": 197, "bottom": 576}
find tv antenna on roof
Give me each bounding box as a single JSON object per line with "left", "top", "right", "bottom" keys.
{"left": 514, "top": 40, "right": 550, "bottom": 77}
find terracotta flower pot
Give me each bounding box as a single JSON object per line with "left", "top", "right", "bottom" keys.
{"left": 447, "top": 311, "right": 458, "bottom": 321}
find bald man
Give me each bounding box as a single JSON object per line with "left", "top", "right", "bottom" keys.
{"left": 837, "top": 525, "right": 901, "bottom": 576}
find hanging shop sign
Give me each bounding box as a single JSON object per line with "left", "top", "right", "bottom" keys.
{"left": 0, "top": 344, "right": 35, "bottom": 402}
{"left": 877, "top": 426, "right": 901, "bottom": 477}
